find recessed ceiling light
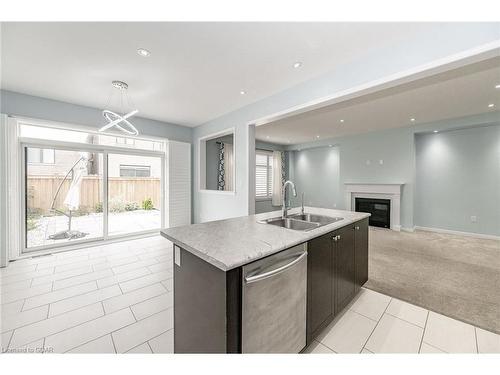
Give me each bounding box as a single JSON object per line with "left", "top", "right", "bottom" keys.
{"left": 293, "top": 61, "right": 302, "bottom": 68}
{"left": 316, "top": 135, "right": 320, "bottom": 139}
{"left": 240, "top": 90, "right": 246, "bottom": 95}
{"left": 329, "top": 144, "right": 332, "bottom": 147}
{"left": 339, "top": 119, "right": 344, "bottom": 123}
{"left": 266, "top": 135, "right": 270, "bottom": 139}
{"left": 410, "top": 118, "right": 416, "bottom": 122}
{"left": 488, "top": 103, "right": 495, "bottom": 108}
{"left": 495, "top": 84, "right": 500, "bottom": 89}
{"left": 137, "top": 48, "right": 151, "bottom": 57}
{"left": 433, "top": 130, "right": 438, "bottom": 133}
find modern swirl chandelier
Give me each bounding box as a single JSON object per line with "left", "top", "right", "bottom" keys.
{"left": 99, "top": 80, "right": 140, "bottom": 135}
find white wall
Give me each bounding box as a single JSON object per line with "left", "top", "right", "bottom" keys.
{"left": 284, "top": 128, "right": 415, "bottom": 229}
{"left": 192, "top": 24, "right": 500, "bottom": 223}
{"left": 0, "top": 90, "right": 192, "bottom": 142}
{"left": 338, "top": 127, "right": 416, "bottom": 229}
{"left": 415, "top": 124, "right": 500, "bottom": 236}
{"left": 288, "top": 146, "right": 340, "bottom": 209}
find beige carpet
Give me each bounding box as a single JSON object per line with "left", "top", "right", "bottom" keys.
{"left": 365, "top": 227, "right": 500, "bottom": 334}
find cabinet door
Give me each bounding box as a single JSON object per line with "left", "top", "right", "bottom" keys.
{"left": 307, "top": 232, "right": 334, "bottom": 342}
{"left": 334, "top": 224, "right": 355, "bottom": 314}
{"left": 354, "top": 218, "right": 369, "bottom": 291}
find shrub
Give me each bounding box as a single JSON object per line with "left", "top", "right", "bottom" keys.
{"left": 27, "top": 216, "right": 39, "bottom": 231}
{"left": 142, "top": 197, "right": 154, "bottom": 210}
{"left": 109, "top": 197, "right": 126, "bottom": 213}
{"left": 125, "top": 202, "right": 140, "bottom": 211}
{"left": 95, "top": 202, "right": 103, "bottom": 213}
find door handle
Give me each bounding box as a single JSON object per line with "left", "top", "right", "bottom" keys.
{"left": 244, "top": 251, "right": 307, "bottom": 284}
{"left": 355, "top": 226, "right": 360, "bottom": 230}
{"left": 332, "top": 235, "right": 340, "bottom": 241}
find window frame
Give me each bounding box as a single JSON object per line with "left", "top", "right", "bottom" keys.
{"left": 119, "top": 164, "right": 152, "bottom": 178}
{"left": 26, "top": 147, "right": 56, "bottom": 165}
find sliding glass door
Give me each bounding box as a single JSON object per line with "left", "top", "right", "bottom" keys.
{"left": 23, "top": 141, "right": 164, "bottom": 252}
{"left": 25, "top": 147, "right": 104, "bottom": 249}
{"left": 107, "top": 153, "right": 162, "bottom": 237}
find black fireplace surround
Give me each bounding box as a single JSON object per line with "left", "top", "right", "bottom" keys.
{"left": 355, "top": 198, "right": 390, "bottom": 228}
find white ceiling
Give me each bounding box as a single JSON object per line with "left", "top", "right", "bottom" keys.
{"left": 1, "top": 22, "right": 436, "bottom": 127}
{"left": 255, "top": 58, "right": 500, "bottom": 145}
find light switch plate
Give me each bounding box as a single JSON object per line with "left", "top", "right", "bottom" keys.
{"left": 174, "top": 245, "right": 181, "bottom": 266}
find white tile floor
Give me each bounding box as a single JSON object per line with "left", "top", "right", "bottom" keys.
{"left": 1, "top": 236, "right": 499, "bottom": 354}
{"left": 305, "top": 288, "right": 500, "bottom": 354}
{"left": 1, "top": 236, "right": 173, "bottom": 353}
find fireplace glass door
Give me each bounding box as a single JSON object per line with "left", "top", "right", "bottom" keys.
{"left": 355, "top": 198, "right": 390, "bottom": 228}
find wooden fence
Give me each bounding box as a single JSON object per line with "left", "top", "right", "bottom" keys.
{"left": 27, "top": 176, "right": 161, "bottom": 214}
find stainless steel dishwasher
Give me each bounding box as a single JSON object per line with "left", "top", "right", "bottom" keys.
{"left": 241, "top": 243, "right": 307, "bottom": 353}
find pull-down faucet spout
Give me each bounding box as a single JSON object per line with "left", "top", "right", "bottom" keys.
{"left": 282, "top": 180, "right": 297, "bottom": 219}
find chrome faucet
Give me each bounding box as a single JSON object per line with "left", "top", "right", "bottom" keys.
{"left": 282, "top": 180, "right": 297, "bottom": 219}
{"left": 301, "top": 192, "right": 305, "bottom": 215}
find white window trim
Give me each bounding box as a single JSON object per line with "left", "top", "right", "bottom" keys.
{"left": 6, "top": 117, "right": 22, "bottom": 260}
{"left": 1, "top": 114, "right": 10, "bottom": 266}
{"left": 198, "top": 127, "right": 236, "bottom": 194}
{"left": 255, "top": 149, "right": 274, "bottom": 201}
{"left": 13, "top": 115, "right": 168, "bottom": 143}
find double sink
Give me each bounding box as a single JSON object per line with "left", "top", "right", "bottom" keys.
{"left": 258, "top": 212, "right": 344, "bottom": 231}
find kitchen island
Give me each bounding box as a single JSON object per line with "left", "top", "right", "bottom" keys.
{"left": 161, "top": 206, "right": 370, "bottom": 353}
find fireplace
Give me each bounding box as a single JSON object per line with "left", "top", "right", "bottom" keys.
{"left": 355, "top": 198, "right": 391, "bottom": 228}
{"left": 345, "top": 183, "right": 403, "bottom": 231}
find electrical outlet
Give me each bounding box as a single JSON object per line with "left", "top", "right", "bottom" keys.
{"left": 471, "top": 216, "right": 477, "bottom": 223}
{"left": 333, "top": 203, "right": 337, "bottom": 208}
{"left": 379, "top": 159, "right": 384, "bottom": 165}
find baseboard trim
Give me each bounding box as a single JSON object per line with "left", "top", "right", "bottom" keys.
{"left": 414, "top": 226, "right": 500, "bottom": 241}
{"left": 400, "top": 226, "right": 415, "bottom": 233}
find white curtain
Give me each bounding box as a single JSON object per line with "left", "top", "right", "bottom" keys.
{"left": 271, "top": 151, "right": 282, "bottom": 206}
{"left": 224, "top": 143, "right": 234, "bottom": 191}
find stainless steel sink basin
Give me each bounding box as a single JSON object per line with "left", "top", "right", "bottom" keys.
{"left": 289, "top": 213, "right": 344, "bottom": 225}
{"left": 258, "top": 217, "right": 320, "bottom": 231}
{"left": 257, "top": 213, "right": 344, "bottom": 231}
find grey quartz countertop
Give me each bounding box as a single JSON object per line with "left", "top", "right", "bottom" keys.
{"left": 160, "top": 206, "right": 370, "bottom": 272}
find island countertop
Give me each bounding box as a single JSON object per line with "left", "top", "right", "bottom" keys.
{"left": 160, "top": 206, "right": 370, "bottom": 271}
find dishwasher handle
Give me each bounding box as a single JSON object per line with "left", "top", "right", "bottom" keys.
{"left": 244, "top": 251, "right": 307, "bottom": 284}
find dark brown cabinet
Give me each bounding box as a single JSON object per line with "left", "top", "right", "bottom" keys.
{"left": 306, "top": 219, "right": 368, "bottom": 344}
{"left": 306, "top": 232, "right": 334, "bottom": 342}
{"left": 354, "top": 218, "right": 369, "bottom": 292}
{"left": 334, "top": 224, "right": 356, "bottom": 313}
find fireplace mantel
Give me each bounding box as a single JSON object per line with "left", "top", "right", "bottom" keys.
{"left": 344, "top": 183, "right": 404, "bottom": 231}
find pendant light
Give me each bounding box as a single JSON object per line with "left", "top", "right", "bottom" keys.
{"left": 99, "top": 80, "right": 139, "bottom": 135}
